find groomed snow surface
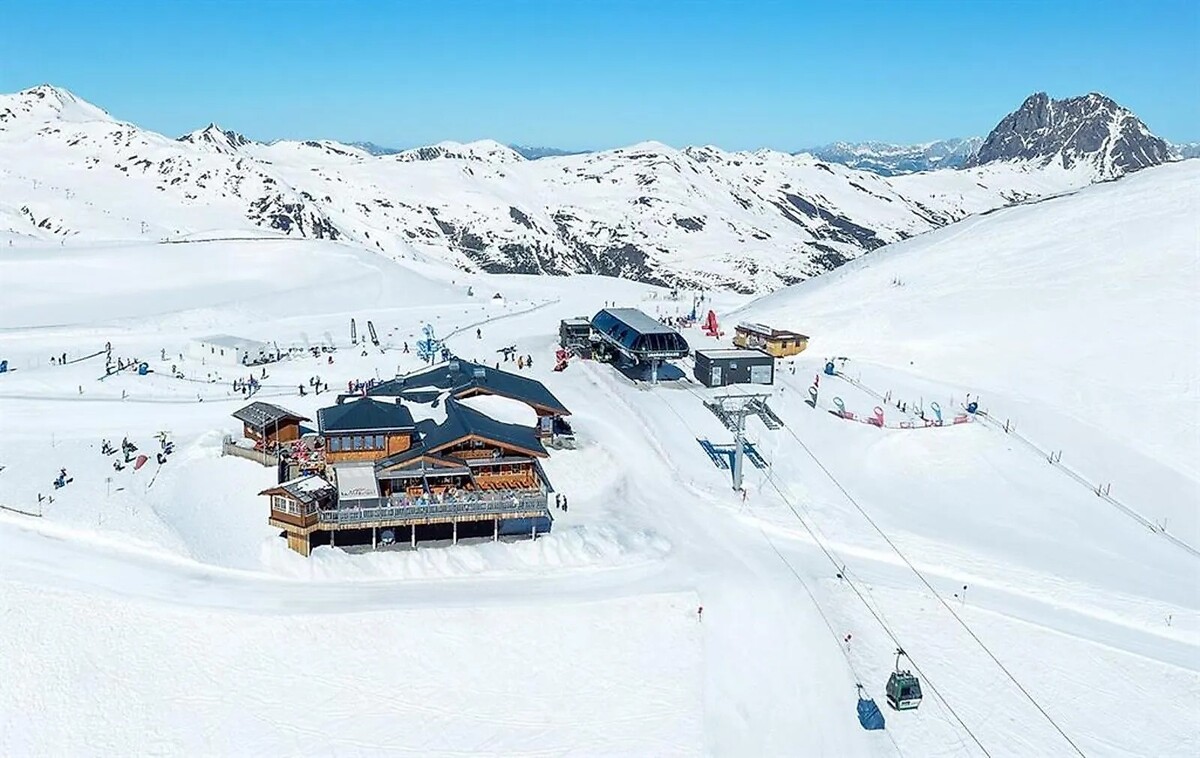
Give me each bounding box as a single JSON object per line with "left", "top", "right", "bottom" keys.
{"left": 1, "top": 162, "right": 1198, "bottom": 756}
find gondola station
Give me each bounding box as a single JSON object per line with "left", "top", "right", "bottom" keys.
{"left": 559, "top": 307, "right": 690, "bottom": 383}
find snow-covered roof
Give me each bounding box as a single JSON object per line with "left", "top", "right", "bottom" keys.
{"left": 232, "top": 401, "right": 309, "bottom": 428}
{"left": 697, "top": 348, "right": 773, "bottom": 360}
{"left": 259, "top": 474, "right": 333, "bottom": 505}
{"left": 334, "top": 464, "right": 380, "bottom": 501}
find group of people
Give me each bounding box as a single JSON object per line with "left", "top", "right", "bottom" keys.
{"left": 232, "top": 376, "right": 262, "bottom": 398}
{"left": 553, "top": 493, "right": 569, "bottom": 512}
{"left": 299, "top": 375, "right": 329, "bottom": 396}
{"left": 347, "top": 378, "right": 379, "bottom": 395}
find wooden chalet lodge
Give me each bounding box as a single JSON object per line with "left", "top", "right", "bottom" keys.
{"left": 733, "top": 322, "right": 809, "bottom": 358}
{"left": 247, "top": 361, "right": 570, "bottom": 556}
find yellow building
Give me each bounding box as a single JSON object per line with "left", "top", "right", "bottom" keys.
{"left": 733, "top": 323, "right": 809, "bottom": 358}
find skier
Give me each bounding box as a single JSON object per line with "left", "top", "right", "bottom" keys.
{"left": 299, "top": 384, "right": 306, "bottom": 396}
{"left": 476, "top": 328, "right": 482, "bottom": 340}
{"left": 697, "top": 606, "right": 703, "bottom": 622}
{"left": 526, "top": 355, "right": 533, "bottom": 369}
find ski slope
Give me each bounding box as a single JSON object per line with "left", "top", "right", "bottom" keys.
{"left": 1, "top": 163, "right": 1198, "bottom": 756}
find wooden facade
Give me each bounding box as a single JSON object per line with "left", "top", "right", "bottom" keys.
{"left": 324, "top": 430, "right": 413, "bottom": 465}
{"left": 733, "top": 323, "right": 809, "bottom": 358}
{"left": 244, "top": 418, "right": 301, "bottom": 447}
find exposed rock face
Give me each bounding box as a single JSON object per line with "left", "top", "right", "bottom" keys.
{"left": 966, "top": 92, "right": 1171, "bottom": 178}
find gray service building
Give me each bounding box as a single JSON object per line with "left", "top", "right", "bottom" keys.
{"left": 694, "top": 348, "right": 775, "bottom": 388}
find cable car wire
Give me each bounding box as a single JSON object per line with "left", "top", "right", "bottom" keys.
{"left": 772, "top": 404, "right": 1088, "bottom": 757}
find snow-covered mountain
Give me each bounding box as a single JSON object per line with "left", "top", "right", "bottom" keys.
{"left": 510, "top": 144, "right": 591, "bottom": 160}
{"left": 0, "top": 85, "right": 1166, "bottom": 292}
{"left": 1169, "top": 141, "right": 1200, "bottom": 159}
{"left": 800, "top": 137, "right": 983, "bottom": 175}
{"left": 348, "top": 140, "right": 401, "bottom": 156}
{"left": 966, "top": 92, "right": 1171, "bottom": 178}
{"left": 391, "top": 139, "right": 526, "bottom": 163}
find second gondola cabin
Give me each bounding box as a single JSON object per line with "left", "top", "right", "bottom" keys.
{"left": 693, "top": 348, "right": 775, "bottom": 387}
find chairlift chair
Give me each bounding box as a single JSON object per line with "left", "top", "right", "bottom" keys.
{"left": 885, "top": 648, "right": 923, "bottom": 711}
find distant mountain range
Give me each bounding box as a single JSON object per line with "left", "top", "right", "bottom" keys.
{"left": 0, "top": 85, "right": 1187, "bottom": 292}
{"left": 798, "top": 138, "right": 983, "bottom": 176}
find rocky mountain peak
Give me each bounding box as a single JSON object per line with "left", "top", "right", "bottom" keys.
{"left": 966, "top": 92, "right": 1170, "bottom": 178}
{"left": 177, "top": 123, "right": 254, "bottom": 154}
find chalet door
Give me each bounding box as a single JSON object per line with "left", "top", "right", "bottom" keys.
{"left": 711, "top": 366, "right": 723, "bottom": 386}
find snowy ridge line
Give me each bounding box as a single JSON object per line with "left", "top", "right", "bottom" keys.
{"left": 832, "top": 369, "right": 1200, "bottom": 560}
{"left": 766, "top": 400, "right": 1089, "bottom": 757}
{"left": 972, "top": 410, "right": 1200, "bottom": 560}
{"left": 658, "top": 378, "right": 992, "bottom": 755}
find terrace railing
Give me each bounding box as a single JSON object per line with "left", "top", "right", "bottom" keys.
{"left": 319, "top": 490, "right": 549, "bottom": 526}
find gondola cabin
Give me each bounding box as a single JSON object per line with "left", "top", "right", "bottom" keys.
{"left": 733, "top": 323, "right": 809, "bottom": 358}
{"left": 694, "top": 348, "right": 774, "bottom": 387}
{"left": 885, "top": 670, "right": 922, "bottom": 711}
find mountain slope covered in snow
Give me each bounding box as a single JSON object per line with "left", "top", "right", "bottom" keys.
{"left": 741, "top": 159, "right": 1200, "bottom": 496}
{"left": 0, "top": 85, "right": 1175, "bottom": 292}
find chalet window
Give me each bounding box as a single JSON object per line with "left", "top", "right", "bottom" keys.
{"left": 354, "top": 436, "right": 364, "bottom": 450}
{"left": 329, "top": 437, "right": 341, "bottom": 452}
{"left": 272, "top": 495, "right": 299, "bottom": 515}
{"left": 375, "top": 435, "right": 386, "bottom": 449}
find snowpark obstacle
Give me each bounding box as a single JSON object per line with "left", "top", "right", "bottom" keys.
{"left": 416, "top": 324, "right": 444, "bottom": 363}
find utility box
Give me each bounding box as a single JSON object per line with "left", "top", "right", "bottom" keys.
{"left": 694, "top": 348, "right": 774, "bottom": 387}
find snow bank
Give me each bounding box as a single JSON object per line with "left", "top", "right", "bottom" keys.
{"left": 262, "top": 524, "right": 671, "bottom": 581}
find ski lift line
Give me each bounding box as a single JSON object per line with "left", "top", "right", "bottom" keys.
{"left": 659, "top": 385, "right": 983, "bottom": 755}
{"left": 776, "top": 421, "right": 1088, "bottom": 758}
{"left": 759, "top": 530, "right": 910, "bottom": 757}
{"left": 753, "top": 465, "right": 990, "bottom": 757}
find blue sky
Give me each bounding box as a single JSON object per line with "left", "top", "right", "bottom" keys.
{"left": 2, "top": 0, "right": 1196, "bottom": 149}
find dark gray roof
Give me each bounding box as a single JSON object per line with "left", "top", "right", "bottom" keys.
{"left": 317, "top": 397, "right": 415, "bottom": 433}
{"left": 232, "top": 402, "right": 309, "bottom": 429}
{"left": 367, "top": 360, "right": 569, "bottom": 415}
{"left": 591, "top": 308, "right": 689, "bottom": 356}
{"left": 598, "top": 308, "right": 677, "bottom": 335}
{"left": 376, "top": 398, "right": 546, "bottom": 470}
